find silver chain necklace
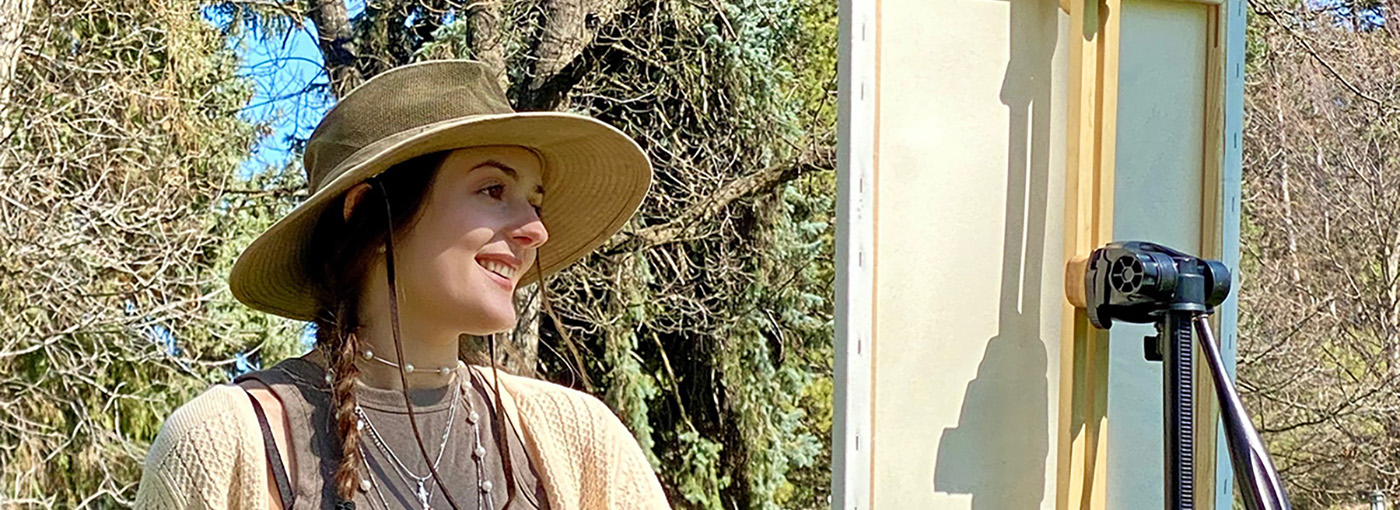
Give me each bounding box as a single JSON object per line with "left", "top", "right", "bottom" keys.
{"left": 354, "top": 370, "right": 497, "bottom": 510}
{"left": 356, "top": 384, "right": 457, "bottom": 510}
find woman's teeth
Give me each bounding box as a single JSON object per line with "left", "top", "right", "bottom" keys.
{"left": 481, "top": 260, "right": 515, "bottom": 280}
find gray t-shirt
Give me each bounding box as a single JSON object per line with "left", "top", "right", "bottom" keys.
{"left": 236, "top": 355, "right": 549, "bottom": 510}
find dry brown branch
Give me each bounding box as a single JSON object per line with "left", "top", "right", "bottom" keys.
{"left": 608, "top": 145, "right": 834, "bottom": 252}
{"left": 1241, "top": 5, "right": 1400, "bottom": 504}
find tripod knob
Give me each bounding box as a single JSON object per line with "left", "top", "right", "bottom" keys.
{"left": 1144, "top": 334, "right": 1163, "bottom": 362}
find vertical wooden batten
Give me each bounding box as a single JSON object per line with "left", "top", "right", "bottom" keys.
{"left": 1195, "top": 6, "right": 1228, "bottom": 510}
{"left": 1194, "top": 0, "right": 1247, "bottom": 506}
{"left": 1057, "top": 0, "right": 1120, "bottom": 508}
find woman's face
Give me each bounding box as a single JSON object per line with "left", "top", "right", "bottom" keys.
{"left": 392, "top": 146, "right": 548, "bottom": 335}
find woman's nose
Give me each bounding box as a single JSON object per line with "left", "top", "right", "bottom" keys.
{"left": 510, "top": 205, "right": 549, "bottom": 249}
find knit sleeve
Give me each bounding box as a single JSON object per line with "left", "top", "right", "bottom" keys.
{"left": 134, "top": 385, "right": 269, "bottom": 510}
{"left": 588, "top": 397, "right": 670, "bottom": 510}
{"left": 509, "top": 375, "right": 671, "bottom": 510}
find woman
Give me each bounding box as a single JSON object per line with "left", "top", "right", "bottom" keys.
{"left": 135, "top": 60, "right": 670, "bottom": 510}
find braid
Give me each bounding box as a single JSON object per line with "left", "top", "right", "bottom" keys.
{"left": 312, "top": 303, "right": 366, "bottom": 503}
{"left": 329, "top": 301, "right": 366, "bottom": 502}
{"left": 303, "top": 150, "right": 446, "bottom": 508}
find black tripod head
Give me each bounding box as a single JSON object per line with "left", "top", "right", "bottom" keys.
{"left": 1072, "top": 241, "right": 1290, "bottom": 510}
{"left": 1083, "top": 241, "right": 1232, "bottom": 328}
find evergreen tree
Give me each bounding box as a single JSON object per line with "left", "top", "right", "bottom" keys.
{"left": 0, "top": 0, "right": 305, "bottom": 505}
{"left": 214, "top": 0, "right": 840, "bottom": 505}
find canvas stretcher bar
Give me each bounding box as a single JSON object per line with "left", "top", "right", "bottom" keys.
{"left": 1055, "top": 0, "right": 1118, "bottom": 507}
{"left": 832, "top": 0, "right": 877, "bottom": 505}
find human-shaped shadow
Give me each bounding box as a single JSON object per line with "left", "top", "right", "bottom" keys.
{"left": 932, "top": 0, "right": 1056, "bottom": 507}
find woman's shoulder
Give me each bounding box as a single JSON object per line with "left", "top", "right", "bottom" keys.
{"left": 488, "top": 369, "right": 644, "bottom": 463}
{"left": 150, "top": 384, "right": 257, "bottom": 454}
{"left": 136, "top": 384, "right": 265, "bottom": 509}
{"left": 491, "top": 369, "right": 618, "bottom": 424}
{"left": 489, "top": 369, "right": 671, "bottom": 508}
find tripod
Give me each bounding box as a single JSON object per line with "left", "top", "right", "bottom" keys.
{"left": 1078, "top": 242, "right": 1289, "bottom": 510}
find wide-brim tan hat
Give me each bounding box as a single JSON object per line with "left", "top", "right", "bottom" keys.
{"left": 229, "top": 60, "right": 652, "bottom": 321}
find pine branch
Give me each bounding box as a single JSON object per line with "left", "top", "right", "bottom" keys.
{"left": 608, "top": 146, "right": 835, "bottom": 252}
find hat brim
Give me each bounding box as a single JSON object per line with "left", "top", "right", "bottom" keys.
{"left": 229, "top": 112, "right": 652, "bottom": 321}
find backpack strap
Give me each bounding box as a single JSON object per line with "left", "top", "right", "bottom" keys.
{"left": 243, "top": 388, "right": 296, "bottom": 509}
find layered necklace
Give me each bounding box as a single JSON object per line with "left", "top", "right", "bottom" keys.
{"left": 354, "top": 371, "right": 497, "bottom": 510}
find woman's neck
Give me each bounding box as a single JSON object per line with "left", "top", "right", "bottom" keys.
{"left": 347, "top": 262, "right": 471, "bottom": 391}
{"left": 350, "top": 307, "right": 462, "bottom": 391}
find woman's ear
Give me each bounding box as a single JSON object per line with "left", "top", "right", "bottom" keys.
{"left": 343, "top": 183, "right": 372, "bottom": 221}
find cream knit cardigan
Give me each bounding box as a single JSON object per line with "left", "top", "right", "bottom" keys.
{"left": 134, "top": 367, "right": 671, "bottom": 510}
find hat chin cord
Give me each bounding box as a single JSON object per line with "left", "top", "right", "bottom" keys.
{"left": 369, "top": 177, "right": 463, "bottom": 510}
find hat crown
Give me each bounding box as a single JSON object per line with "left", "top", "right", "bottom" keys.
{"left": 303, "top": 60, "right": 513, "bottom": 191}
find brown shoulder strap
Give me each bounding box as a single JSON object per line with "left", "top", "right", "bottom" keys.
{"left": 242, "top": 388, "right": 296, "bottom": 509}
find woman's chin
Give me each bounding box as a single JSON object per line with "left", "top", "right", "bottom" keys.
{"left": 446, "top": 284, "right": 519, "bottom": 334}
{"left": 458, "top": 307, "right": 517, "bottom": 335}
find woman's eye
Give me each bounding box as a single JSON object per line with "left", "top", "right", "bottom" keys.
{"left": 480, "top": 184, "right": 505, "bottom": 199}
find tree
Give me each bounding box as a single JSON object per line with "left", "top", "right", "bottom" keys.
{"left": 206, "top": 0, "right": 840, "bottom": 505}
{"left": 0, "top": 0, "right": 837, "bottom": 507}
{"left": 0, "top": 0, "right": 307, "bottom": 506}
{"left": 1241, "top": 2, "right": 1400, "bottom": 506}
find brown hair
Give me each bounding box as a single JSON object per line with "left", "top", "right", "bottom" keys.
{"left": 306, "top": 150, "right": 443, "bottom": 503}
{"left": 305, "top": 149, "right": 526, "bottom": 508}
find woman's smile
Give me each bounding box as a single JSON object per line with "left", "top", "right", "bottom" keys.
{"left": 475, "top": 254, "right": 521, "bottom": 290}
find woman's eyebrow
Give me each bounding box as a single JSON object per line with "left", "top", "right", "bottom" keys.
{"left": 473, "top": 159, "right": 518, "bottom": 179}
{"left": 472, "top": 159, "right": 545, "bottom": 197}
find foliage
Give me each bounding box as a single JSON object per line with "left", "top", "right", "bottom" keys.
{"left": 0, "top": 0, "right": 836, "bottom": 506}
{"left": 0, "top": 0, "right": 306, "bottom": 505}
{"left": 518, "top": 0, "right": 839, "bottom": 505}
{"left": 1241, "top": 3, "right": 1400, "bottom": 507}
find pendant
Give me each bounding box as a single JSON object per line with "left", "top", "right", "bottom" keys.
{"left": 416, "top": 480, "right": 430, "bottom": 510}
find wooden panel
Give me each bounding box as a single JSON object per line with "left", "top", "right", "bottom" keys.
{"left": 1108, "top": 2, "right": 1211, "bottom": 508}
{"left": 1055, "top": 0, "right": 1118, "bottom": 507}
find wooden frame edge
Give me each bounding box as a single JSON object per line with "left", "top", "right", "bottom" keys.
{"left": 1195, "top": 3, "right": 1228, "bottom": 508}
{"left": 1055, "top": 0, "right": 1120, "bottom": 509}
{"left": 832, "top": 0, "right": 878, "bottom": 506}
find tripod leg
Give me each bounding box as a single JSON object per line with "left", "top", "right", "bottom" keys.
{"left": 1162, "top": 313, "right": 1195, "bottom": 510}
{"left": 1193, "top": 315, "right": 1291, "bottom": 510}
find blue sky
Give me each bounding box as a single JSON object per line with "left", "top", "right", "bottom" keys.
{"left": 172, "top": 5, "right": 372, "bottom": 371}
{"left": 1305, "top": 0, "right": 1386, "bottom": 28}
{"left": 206, "top": 0, "right": 366, "bottom": 177}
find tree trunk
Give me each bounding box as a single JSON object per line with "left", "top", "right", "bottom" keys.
{"left": 306, "top": 0, "right": 361, "bottom": 97}
{"left": 467, "top": 0, "right": 508, "bottom": 91}
{"left": 507, "top": 283, "right": 541, "bottom": 376}
{"left": 513, "top": 0, "right": 638, "bottom": 110}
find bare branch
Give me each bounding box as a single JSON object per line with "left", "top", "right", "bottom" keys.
{"left": 610, "top": 146, "right": 834, "bottom": 252}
